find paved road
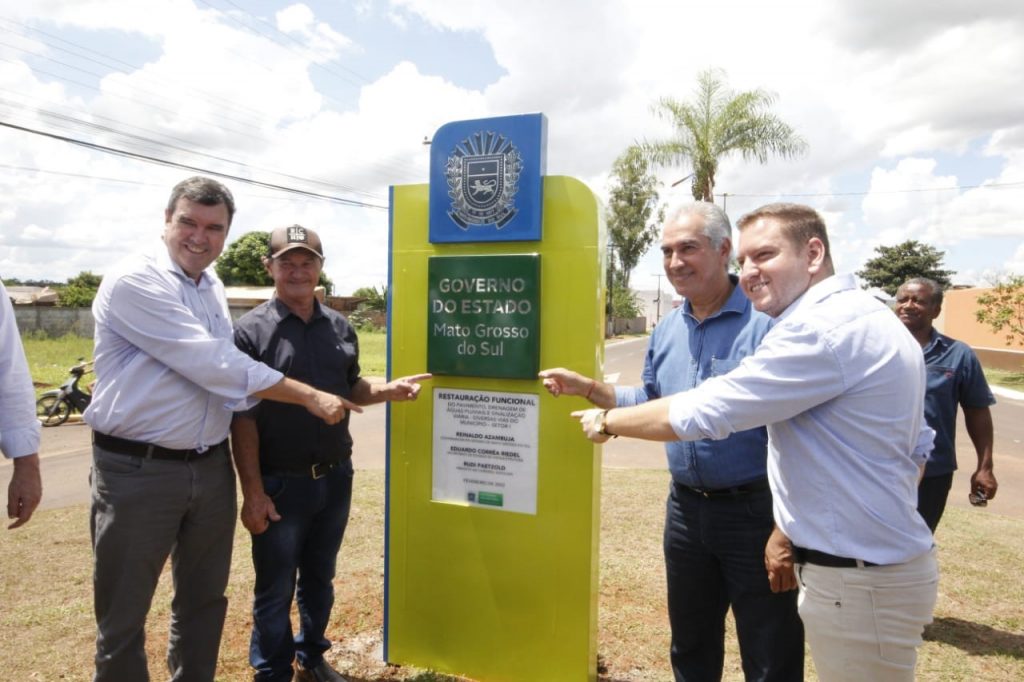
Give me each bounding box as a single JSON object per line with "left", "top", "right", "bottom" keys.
{"left": 8, "top": 336, "right": 1023, "bottom": 519}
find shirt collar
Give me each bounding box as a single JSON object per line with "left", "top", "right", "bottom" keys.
{"left": 922, "top": 328, "right": 947, "bottom": 354}
{"left": 154, "top": 241, "right": 215, "bottom": 289}
{"left": 773, "top": 273, "right": 854, "bottom": 325}
{"left": 270, "top": 295, "right": 324, "bottom": 323}
{"left": 681, "top": 274, "right": 747, "bottom": 321}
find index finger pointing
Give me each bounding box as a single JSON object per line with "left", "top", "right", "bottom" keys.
{"left": 402, "top": 373, "right": 433, "bottom": 383}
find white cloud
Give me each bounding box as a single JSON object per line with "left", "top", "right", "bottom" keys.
{"left": 2, "top": 0, "right": 1023, "bottom": 294}
{"left": 276, "top": 3, "right": 353, "bottom": 63}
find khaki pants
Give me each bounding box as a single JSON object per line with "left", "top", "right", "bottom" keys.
{"left": 797, "top": 548, "right": 938, "bottom": 681}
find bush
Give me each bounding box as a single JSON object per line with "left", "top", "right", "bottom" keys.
{"left": 609, "top": 285, "right": 642, "bottom": 318}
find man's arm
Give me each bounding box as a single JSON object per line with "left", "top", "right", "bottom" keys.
{"left": 7, "top": 453, "right": 41, "bottom": 529}
{"left": 349, "top": 373, "right": 432, "bottom": 406}
{"left": 573, "top": 399, "right": 678, "bottom": 443}
{"left": 1, "top": 282, "right": 43, "bottom": 529}
{"left": 230, "top": 415, "right": 280, "bottom": 534}
{"left": 964, "top": 405, "right": 997, "bottom": 500}
{"left": 538, "top": 368, "right": 617, "bottom": 409}
{"left": 764, "top": 525, "right": 798, "bottom": 593}
{"left": 255, "top": 377, "right": 363, "bottom": 425}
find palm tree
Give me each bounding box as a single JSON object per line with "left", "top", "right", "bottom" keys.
{"left": 642, "top": 68, "right": 808, "bottom": 201}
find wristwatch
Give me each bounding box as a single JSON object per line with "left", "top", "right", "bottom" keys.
{"left": 596, "top": 409, "right": 617, "bottom": 438}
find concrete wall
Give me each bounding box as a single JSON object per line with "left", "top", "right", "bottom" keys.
{"left": 607, "top": 316, "right": 646, "bottom": 336}
{"left": 937, "top": 287, "right": 1024, "bottom": 370}
{"left": 13, "top": 306, "right": 94, "bottom": 337}
{"left": 15, "top": 302, "right": 372, "bottom": 337}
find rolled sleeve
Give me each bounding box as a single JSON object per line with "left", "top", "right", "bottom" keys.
{"left": 614, "top": 385, "right": 650, "bottom": 408}
{"left": 911, "top": 423, "right": 936, "bottom": 466}
{"left": 225, "top": 363, "right": 284, "bottom": 412}
{"left": 1, "top": 423, "right": 41, "bottom": 459}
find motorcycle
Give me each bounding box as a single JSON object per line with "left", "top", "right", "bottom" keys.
{"left": 36, "top": 358, "right": 93, "bottom": 427}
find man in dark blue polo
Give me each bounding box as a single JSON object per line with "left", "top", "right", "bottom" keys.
{"left": 232, "top": 225, "right": 429, "bottom": 682}
{"left": 540, "top": 202, "right": 803, "bottom": 681}
{"left": 895, "top": 277, "right": 998, "bottom": 531}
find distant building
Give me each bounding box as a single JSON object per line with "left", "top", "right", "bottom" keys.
{"left": 5, "top": 285, "right": 58, "bottom": 305}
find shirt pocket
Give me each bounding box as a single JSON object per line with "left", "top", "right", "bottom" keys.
{"left": 710, "top": 357, "right": 741, "bottom": 377}
{"left": 925, "top": 364, "right": 957, "bottom": 396}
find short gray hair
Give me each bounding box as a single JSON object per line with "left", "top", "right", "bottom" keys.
{"left": 899, "top": 277, "right": 944, "bottom": 306}
{"left": 665, "top": 201, "right": 732, "bottom": 249}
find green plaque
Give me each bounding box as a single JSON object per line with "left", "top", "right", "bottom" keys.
{"left": 427, "top": 254, "right": 540, "bottom": 379}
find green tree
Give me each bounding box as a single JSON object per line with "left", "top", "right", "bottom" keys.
{"left": 352, "top": 285, "right": 388, "bottom": 312}
{"left": 607, "top": 147, "right": 664, "bottom": 289}
{"left": 58, "top": 271, "right": 102, "bottom": 307}
{"left": 642, "top": 68, "right": 807, "bottom": 201}
{"left": 609, "top": 284, "right": 642, "bottom": 318}
{"left": 856, "top": 240, "right": 954, "bottom": 296}
{"left": 216, "top": 230, "right": 334, "bottom": 294}
{"left": 216, "top": 231, "right": 274, "bottom": 286}
{"left": 975, "top": 275, "right": 1024, "bottom": 347}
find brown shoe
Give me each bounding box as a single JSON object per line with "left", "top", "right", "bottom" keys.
{"left": 294, "top": 660, "right": 348, "bottom": 682}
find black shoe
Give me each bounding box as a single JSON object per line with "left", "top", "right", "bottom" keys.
{"left": 294, "top": 660, "right": 348, "bottom": 682}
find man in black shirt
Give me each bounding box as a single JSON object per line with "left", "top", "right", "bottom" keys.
{"left": 232, "top": 225, "right": 429, "bottom": 682}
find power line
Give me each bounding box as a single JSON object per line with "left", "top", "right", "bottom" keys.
{"left": 716, "top": 181, "right": 1024, "bottom": 200}
{"left": 0, "top": 120, "right": 387, "bottom": 210}
{"left": 0, "top": 18, "right": 425, "bottom": 185}
{"left": 205, "top": 0, "right": 372, "bottom": 86}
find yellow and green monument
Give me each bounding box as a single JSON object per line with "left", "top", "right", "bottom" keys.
{"left": 385, "top": 113, "right": 606, "bottom": 681}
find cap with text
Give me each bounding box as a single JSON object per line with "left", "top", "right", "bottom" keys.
{"left": 269, "top": 224, "right": 323, "bottom": 259}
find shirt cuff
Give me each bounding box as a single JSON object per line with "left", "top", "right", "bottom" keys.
{"left": 667, "top": 392, "right": 695, "bottom": 440}
{"left": 226, "top": 364, "right": 284, "bottom": 412}
{"left": 1, "top": 422, "right": 42, "bottom": 459}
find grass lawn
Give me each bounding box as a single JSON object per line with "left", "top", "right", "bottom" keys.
{"left": 1, "top": 469, "right": 1022, "bottom": 681}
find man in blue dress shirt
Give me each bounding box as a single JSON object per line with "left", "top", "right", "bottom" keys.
{"left": 541, "top": 201, "right": 803, "bottom": 681}
{"left": 85, "top": 177, "right": 359, "bottom": 682}
{"left": 232, "top": 225, "right": 429, "bottom": 682}
{"left": 575, "top": 203, "right": 938, "bottom": 682}
{"left": 895, "top": 277, "right": 997, "bottom": 531}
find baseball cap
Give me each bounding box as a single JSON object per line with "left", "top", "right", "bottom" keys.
{"left": 268, "top": 224, "right": 324, "bottom": 259}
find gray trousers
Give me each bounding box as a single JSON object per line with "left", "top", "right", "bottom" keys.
{"left": 90, "top": 443, "right": 237, "bottom": 682}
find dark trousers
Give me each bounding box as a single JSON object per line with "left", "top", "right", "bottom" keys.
{"left": 664, "top": 483, "right": 804, "bottom": 682}
{"left": 917, "top": 472, "right": 955, "bottom": 532}
{"left": 90, "top": 445, "right": 236, "bottom": 682}
{"left": 249, "top": 460, "right": 354, "bottom": 682}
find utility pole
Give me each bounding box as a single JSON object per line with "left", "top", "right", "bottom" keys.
{"left": 652, "top": 272, "right": 664, "bottom": 325}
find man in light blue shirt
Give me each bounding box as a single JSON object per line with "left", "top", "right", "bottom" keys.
{"left": 574, "top": 204, "right": 938, "bottom": 681}
{"left": 541, "top": 202, "right": 803, "bottom": 681}
{"left": 0, "top": 280, "right": 42, "bottom": 529}
{"left": 84, "top": 177, "right": 360, "bottom": 682}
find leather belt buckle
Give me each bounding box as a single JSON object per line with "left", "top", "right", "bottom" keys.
{"left": 311, "top": 461, "right": 337, "bottom": 479}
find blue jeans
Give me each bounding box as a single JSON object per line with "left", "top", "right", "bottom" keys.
{"left": 664, "top": 483, "right": 804, "bottom": 682}
{"left": 249, "top": 460, "right": 354, "bottom": 682}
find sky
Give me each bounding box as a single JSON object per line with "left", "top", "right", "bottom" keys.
{"left": 0, "top": 0, "right": 1022, "bottom": 295}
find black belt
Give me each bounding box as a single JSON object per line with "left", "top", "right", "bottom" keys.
{"left": 93, "top": 431, "right": 227, "bottom": 462}
{"left": 264, "top": 460, "right": 345, "bottom": 480}
{"left": 676, "top": 477, "right": 770, "bottom": 499}
{"left": 793, "top": 546, "right": 879, "bottom": 568}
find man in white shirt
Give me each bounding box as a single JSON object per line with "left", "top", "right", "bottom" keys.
{"left": 85, "top": 177, "right": 359, "bottom": 682}
{"left": 0, "top": 280, "right": 42, "bottom": 529}
{"left": 573, "top": 203, "right": 937, "bottom": 681}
